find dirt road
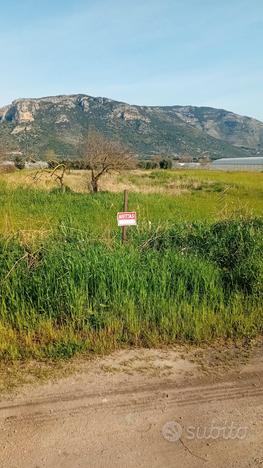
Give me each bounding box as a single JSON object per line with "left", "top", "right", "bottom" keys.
{"left": 0, "top": 344, "right": 262, "bottom": 468}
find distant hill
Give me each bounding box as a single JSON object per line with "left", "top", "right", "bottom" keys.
{"left": 1, "top": 94, "right": 263, "bottom": 160}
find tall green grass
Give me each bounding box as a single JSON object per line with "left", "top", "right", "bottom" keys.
{"left": 0, "top": 217, "right": 262, "bottom": 360}
{"left": 0, "top": 172, "right": 262, "bottom": 236}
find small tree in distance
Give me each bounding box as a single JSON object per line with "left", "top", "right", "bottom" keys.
{"left": 159, "top": 158, "right": 172, "bottom": 169}
{"left": 81, "top": 130, "right": 136, "bottom": 192}
{"left": 14, "top": 155, "right": 25, "bottom": 170}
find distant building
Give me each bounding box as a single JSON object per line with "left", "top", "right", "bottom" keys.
{"left": 211, "top": 157, "right": 263, "bottom": 171}
{"left": 24, "top": 161, "right": 48, "bottom": 169}
{"left": 0, "top": 160, "right": 15, "bottom": 167}
{"left": 0, "top": 160, "right": 49, "bottom": 170}
{"left": 173, "top": 162, "right": 201, "bottom": 169}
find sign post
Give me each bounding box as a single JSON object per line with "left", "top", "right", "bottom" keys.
{"left": 122, "top": 189, "right": 128, "bottom": 243}
{"left": 117, "top": 190, "right": 137, "bottom": 243}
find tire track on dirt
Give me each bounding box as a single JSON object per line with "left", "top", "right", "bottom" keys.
{"left": 1, "top": 379, "right": 262, "bottom": 426}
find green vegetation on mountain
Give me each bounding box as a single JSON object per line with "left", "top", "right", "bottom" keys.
{"left": 1, "top": 94, "right": 263, "bottom": 160}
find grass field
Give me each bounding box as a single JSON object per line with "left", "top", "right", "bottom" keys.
{"left": 0, "top": 169, "right": 262, "bottom": 360}
{"left": 0, "top": 169, "right": 262, "bottom": 236}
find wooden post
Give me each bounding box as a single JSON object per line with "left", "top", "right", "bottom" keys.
{"left": 122, "top": 189, "right": 128, "bottom": 244}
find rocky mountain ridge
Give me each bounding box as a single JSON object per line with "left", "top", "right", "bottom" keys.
{"left": 0, "top": 94, "right": 263, "bottom": 159}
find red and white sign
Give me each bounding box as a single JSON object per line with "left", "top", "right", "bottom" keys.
{"left": 117, "top": 212, "right": 137, "bottom": 227}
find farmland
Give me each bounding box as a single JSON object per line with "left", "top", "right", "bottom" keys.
{"left": 0, "top": 169, "right": 262, "bottom": 360}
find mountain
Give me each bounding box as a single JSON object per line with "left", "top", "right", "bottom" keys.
{"left": 0, "top": 94, "right": 263, "bottom": 160}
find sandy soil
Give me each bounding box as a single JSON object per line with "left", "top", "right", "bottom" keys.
{"left": 0, "top": 343, "right": 262, "bottom": 468}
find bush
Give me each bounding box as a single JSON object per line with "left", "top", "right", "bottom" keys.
{"left": 138, "top": 160, "right": 159, "bottom": 170}
{"left": 159, "top": 158, "right": 172, "bottom": 169}
{"left": 144, "top": 218, "right": 263, "bottom": 295}
{"left": 14, "top": 156, "right": 25, "bottom": 170}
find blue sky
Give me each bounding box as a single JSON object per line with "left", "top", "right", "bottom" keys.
{"left": 0, "top": 0, "right": 262, "bottom": 120}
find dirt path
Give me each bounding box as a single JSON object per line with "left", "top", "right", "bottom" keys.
{"left": 0, "top": 344, "right": 262, "bottom": 468}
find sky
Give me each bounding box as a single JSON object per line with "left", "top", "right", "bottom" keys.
{"left": 0, "top": 0, "right": 262, "bottom": 120}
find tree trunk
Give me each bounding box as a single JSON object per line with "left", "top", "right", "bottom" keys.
{"left": 91, "top": 175, "right": 98, "bottom": 193}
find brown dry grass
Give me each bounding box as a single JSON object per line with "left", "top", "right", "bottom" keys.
{"left": 0, "top": 169, "right": 194, "bottom": 195}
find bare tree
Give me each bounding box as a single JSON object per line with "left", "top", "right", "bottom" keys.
{"left": 49, "top": 163, "right": 68, "bottom": 190}
{"left": 180, "top": 154, "right": 193, "bottom": 163}
{"left": 31, "top": 161, "right": 70, "bottom": 191}
{"left": 81, "top": 130, "right": 136, "bottom": 192}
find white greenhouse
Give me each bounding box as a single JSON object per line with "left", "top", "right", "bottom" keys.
{"left": 211, "top": 157, "right": 263, "bottom": 171}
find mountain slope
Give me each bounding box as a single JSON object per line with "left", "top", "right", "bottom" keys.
{"left": 0, "top": 94, "right": 263, "bottom": 160}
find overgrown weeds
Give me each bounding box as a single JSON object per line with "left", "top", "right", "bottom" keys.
{"left": 0, "top": 217, "right": 262, "bottom": 360}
